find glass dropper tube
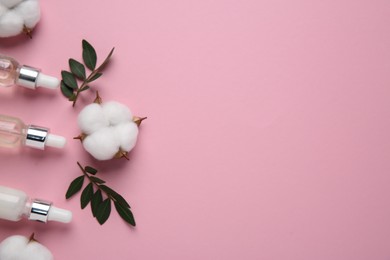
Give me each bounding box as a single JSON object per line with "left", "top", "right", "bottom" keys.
{"left": 0, "top": 114, "right": 66, "bottom": 150}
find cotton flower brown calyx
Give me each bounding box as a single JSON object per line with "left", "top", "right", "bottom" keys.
{"left": 0, "top": 0, "right": 40, "bottom": 38}
{"left": 77, "top": 94, "right": 145, "bottom": 160}
{"left": 0, "top": 233, "right": 53, "bottom": 260}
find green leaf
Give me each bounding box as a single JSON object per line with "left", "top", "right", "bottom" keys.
{"left": 68, "top": 94, "right": 77, "bottom": 101}
{"left": 115, "top": 201, "right": 136, "bottom": 226}
{"left": 87, "top": 73, "right": 102, "bottom": 83}
{"left": 80, "top": 183, "right": 94, "bottom": 209}
{"left": 85, "top": 166, "right": 98, "bottom": 175}
{"left": 60, "top": 81, "right": 74, "bottom": 98}
{"left": 61, "top": 70, "right": 78, "bottom": 90}
{"left": 66, "top": 175, "right": 84, "bottom": 199}
{"left": 82, "top": 39, "right": 97, "bottom": 70}
{"left": 91, "top": 189, "right": 103, "bottom": 217}
{"left": 89, "top": 176, "right": 105, "bottom": 184}
{"left": 69, "top": 59, "right": 86, "bottom": 80}
{"left": 79, "top": 85, "right": 90, "bottom": 92}
{"left": 100, "top": 185, "right": 130, "bottom": 208}
{"left": 99, "top": 185, "right": 115, "bottom": 196}
{"left": 112, "top": 193, "right": 131, "bottom": 209}
{"left": 96, "top": 198, "right": 111, "bottom": 225}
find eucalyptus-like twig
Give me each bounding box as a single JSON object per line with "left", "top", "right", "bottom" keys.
{"left": 60, "top": 39, "right": 114, "bottom": 107}
{"left": 65, "top": 162, "right": 135, "bottom": 226}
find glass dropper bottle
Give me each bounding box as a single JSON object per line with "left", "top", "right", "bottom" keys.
{"left": 0, "top": 185, "right": 72, "bottom": 223}
{"left": 0, "top": 114, "right": 66, "bottom": 150}
{"left": 0, "top": 55, "right": 59, "bottom": 90}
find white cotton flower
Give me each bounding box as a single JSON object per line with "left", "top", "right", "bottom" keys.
{"left": 0, "top": 4, "right": 8, "bottom": 16}
{"left": 0, "top": 0, "right": 40, "bottom": 38}
{"left": 0, "top": 235, "right": 53, "bottom": 260}
{"left": 1, "top": 0, "right": 23, "bottom": 9}
{"left": 0, "top": 10, "right": 23, "bottom": 37}
{"left": 114, "top": 122, "right": 138, "bottom": 151}
{"left": 102, "top": 101, "right": 133, "bottom": 125}
{"left": 78, "top": 103, "right": 109, "bottom": 135}
{"left": 14, "top": 0, "right": 39, "bottom": 28}
{"left": 83, "top": 127, "right": 120, "bottom": 160}
{"left": 78, "top": 101, "right": 140, "bottom": 160}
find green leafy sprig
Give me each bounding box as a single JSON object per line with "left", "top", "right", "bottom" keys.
{"left": 61, "top": 40, "right": 114, "bottom": 107}
{"left": 66, "top": 162, "right": 135, "bottom": 226}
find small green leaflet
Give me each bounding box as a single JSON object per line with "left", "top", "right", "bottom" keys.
{"left": 69, "top": 59, "right": 86, "bottom": 80}
{"left": 89, "top": 176, "right": 105, "bottom": 184}
{"left": 91, "top": 190, "right": 103, "bottom": 217}
{"left": 96, "top": 198, "right": 111, "bottom": 225}
{"left": 115, "top": 201, "right": 136, "bottom": 226}
{"left": 100, "top": 185, "right": 130, "bottom": 208}
{"left": 60, "top": 81, "right": 74, "bottom": 98}
{"left": 61, "top": 70, "right": 78, "bottom": 90}
{"left": 79, "top": 86, "right": 90, "bottom": 92}
{"left": 65, "top": 175, "right": 84, "bottom": 199}
{"left": 87, "top": 72, "right": 102, "bottom": 83}
{"left": 82, "top": 39, "right": 97, "bottom": 70}
{"left": 85, "top": 166, "right": 98, "bottom": 175}
{"left": 80, "top": 183, "right": 94, "bottom": 209}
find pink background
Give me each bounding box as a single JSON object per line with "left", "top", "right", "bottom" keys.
{"left": 1, "top": 0, "right": 390, "bottom": 259}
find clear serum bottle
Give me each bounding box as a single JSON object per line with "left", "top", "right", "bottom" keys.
{"left": 0, "top": 55, "right": 59, "bottom": 90}
{"left": 0, "top": 114, "right": 66, "bottom": 150}
{"left": 0, "top": 185, "right": 72, "bottom": 223}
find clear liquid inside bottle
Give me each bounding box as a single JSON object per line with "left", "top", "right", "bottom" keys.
{"left": 0, "top": 114, "right": 26, "bottom": 148}
{"left": 0, "top": 57, "right": 19, "bottom": 88}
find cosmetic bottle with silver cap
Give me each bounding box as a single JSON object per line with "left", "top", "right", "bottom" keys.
{"left": 0, "top": 55, "right": 59, "bottom": 90}
{"left": 0, "top": 185, "right": 72, "bottom": 223}
{"left": 0, "top": 114, "right": 66, "bottom": 150}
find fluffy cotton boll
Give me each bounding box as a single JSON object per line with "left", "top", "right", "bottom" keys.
{"left": 14, "top": 0, "right": 40, "bottom": 28}
{"left": 0, "top": 235, "right": 53, "bottom": 260}
{"left": 83, "top": 127, "right": 120, "bottom": 160}
{"left": 78, "top": 100, "right": 142, "bottom": 160}
{"left": 18, "top": 242, "right": 53, "bottom": 260}
{"left": 115, "top": 122, "right": 139, "bottom": 151}
{"left": 0, "top": 10, "right": 23, "bottom": 37}
{"left": 102, "top": 101, "right": 133, "bottom": 126}
{"left": 0, "top": 4, "right": 8, "bottom": 16}
{"left": 0, "top": 0, "right": 41, "bottom": 38}
{"left": 0, "top": 235, "right": 26, "bottom": 259}
{"left": 0, "top": 0, "right": 23, "bottom": 8}
{"left": 78, "top": 103, "right": 109, "bottom": 135}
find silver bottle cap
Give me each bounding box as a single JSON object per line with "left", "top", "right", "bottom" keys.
{"left": 29, "top": 199, "right": 52, "bottom": 223}
{"left": 25, "top": 125, "right": 49, "bottom": 150}
{"left": 17, "top": 65, "right": 40, "bottom": 89}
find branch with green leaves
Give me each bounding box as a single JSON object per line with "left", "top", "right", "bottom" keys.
{"left": 61, "top": 40, "right": 114, "bottom": 107}
{"left": 66, "top": 162, "right": 135, "bottom": 227}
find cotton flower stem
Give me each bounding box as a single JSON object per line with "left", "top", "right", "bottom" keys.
{"left": 71, "top": 162, "right": 136, "bottom": 226}
{"left": 77, "top": 162, "right": 117, "bottom": 202}
{"left": 72, "top": 70, "right": 100, "bottom": 107}
{"left": 77, "top": 162, "right": 109, "bottom": 198}
{"left": 71, "top": 46, "right": 114, "bottom": 107}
